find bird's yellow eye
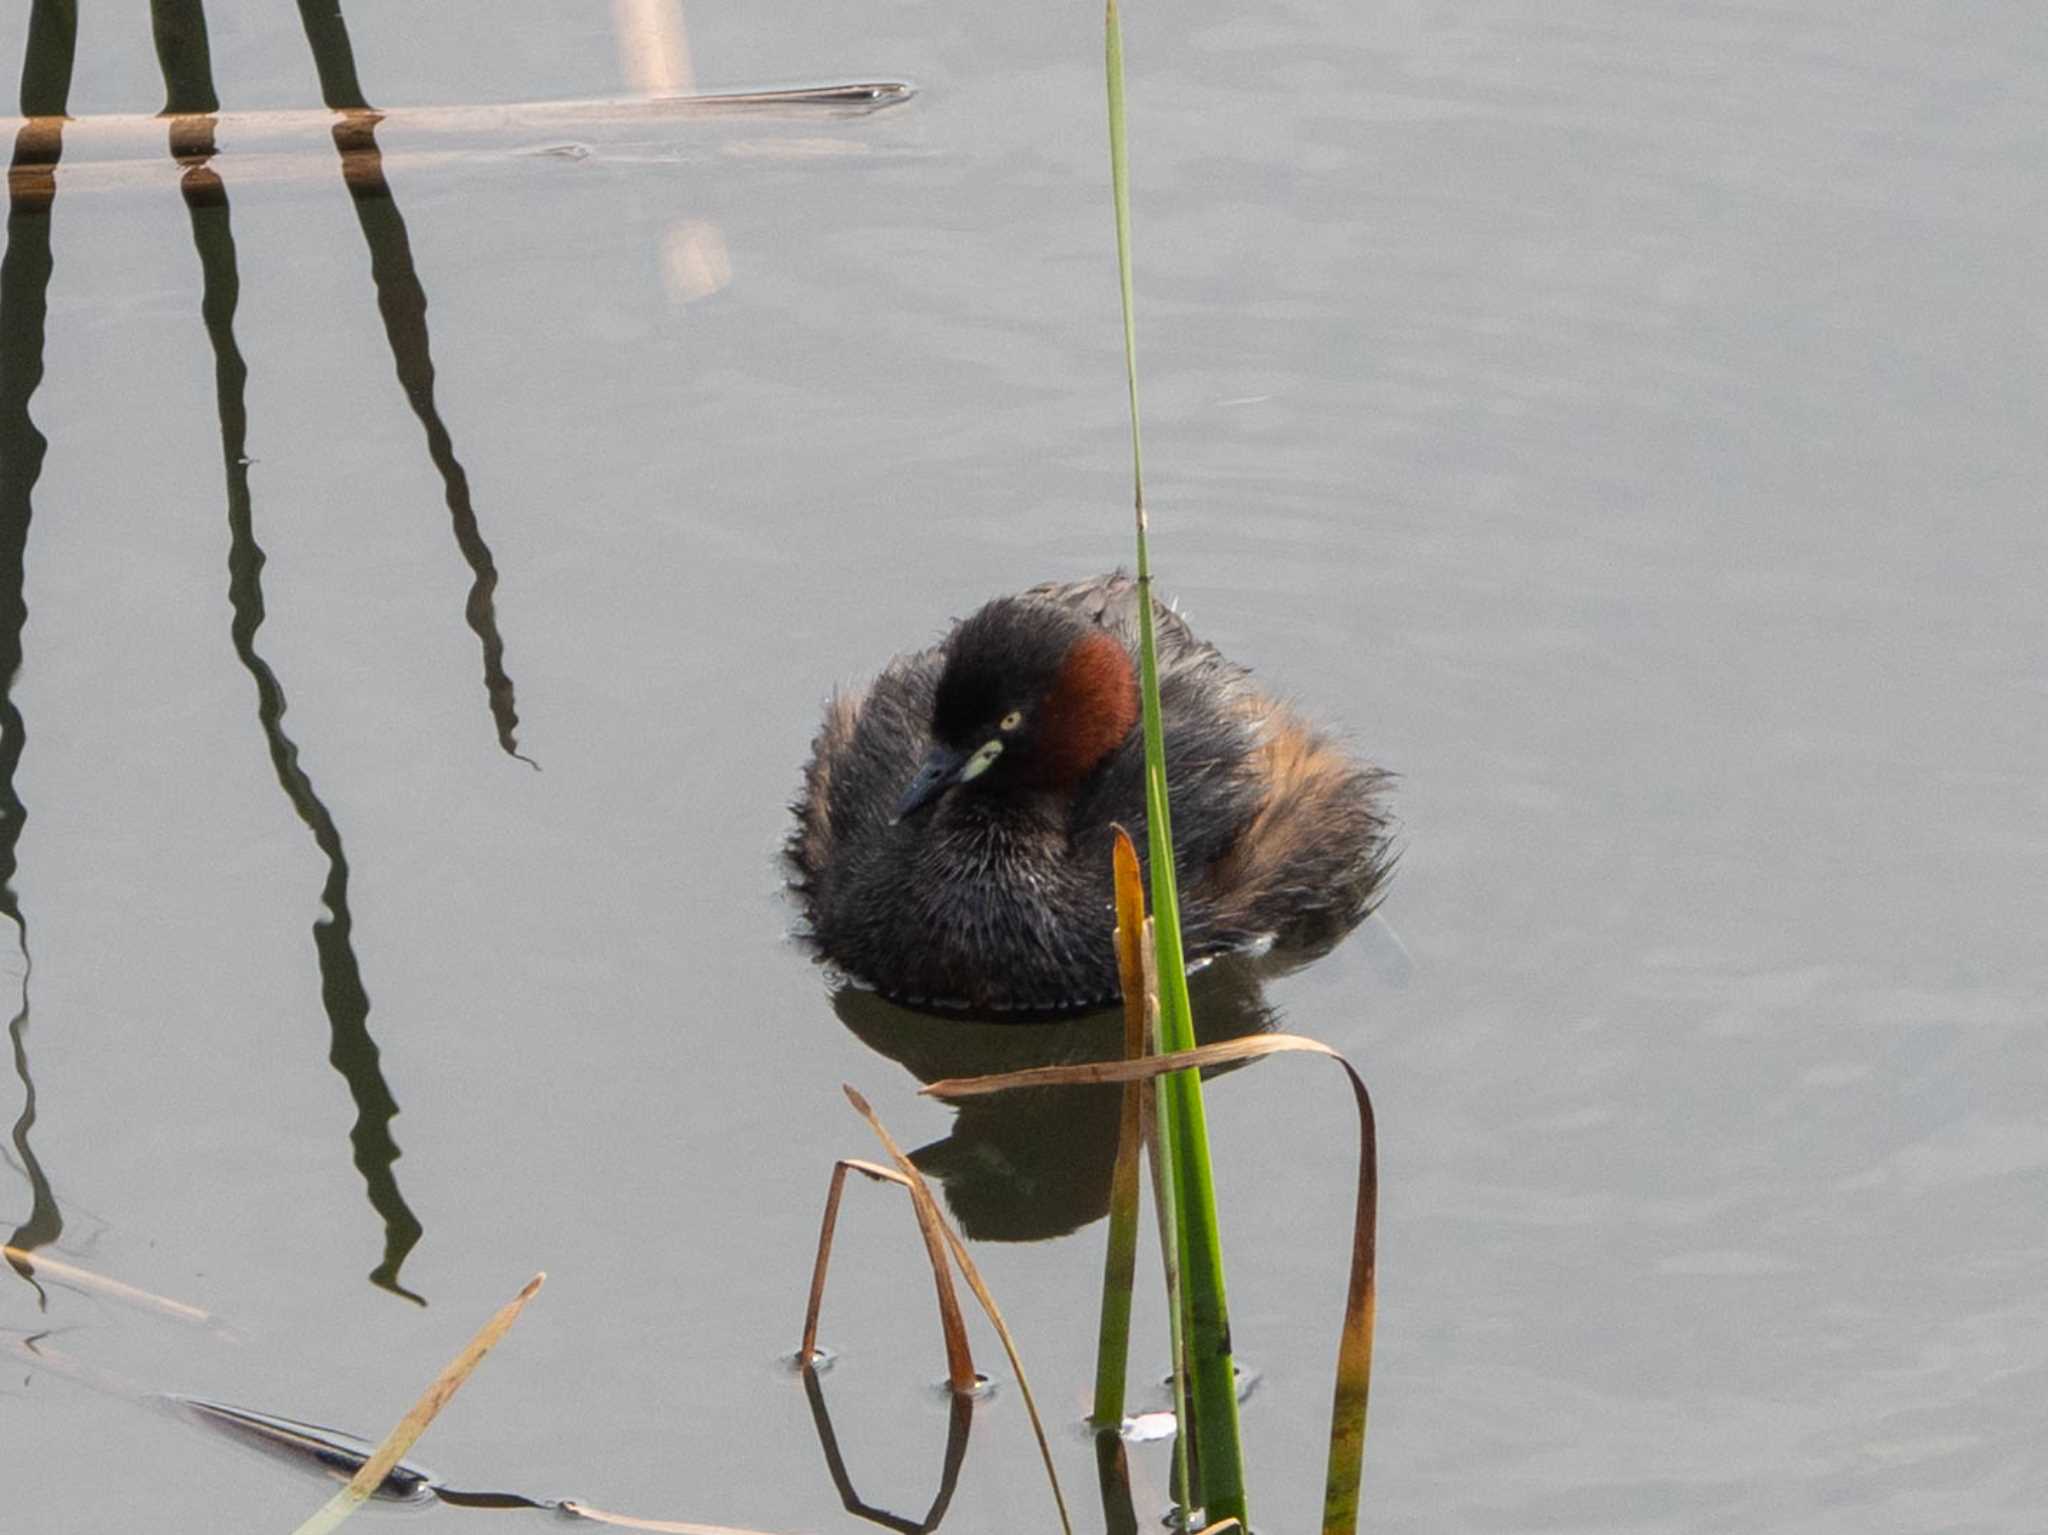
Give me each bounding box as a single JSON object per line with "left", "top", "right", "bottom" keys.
{"left": 999, "top": 710, "right": 1024, "bottom": 732}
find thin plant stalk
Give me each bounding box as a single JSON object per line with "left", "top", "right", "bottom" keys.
{"left": 1143, "top": 953, "right": 1195, "bottom": 1518}
{"left": 1, "top": 1245, "right": 213, "bottom": 1326}
{"left": 798, "top": 1157, "right": 975, "bottom": 1392}
{"left": 924, "top": 1033, "right": 1383, "bottom": 1535}
{"left": 1091, "top": 828, "right": 1151, "bottom": 1427}
{"left": 1105, "top": 0, "right": 1247, "bottom": 1520}
{"left": 289, "top": 1273, "right": 544, "bottom": 1535}
{"left": 842, "top": 1087, "right": 1074, "bottom": 1535}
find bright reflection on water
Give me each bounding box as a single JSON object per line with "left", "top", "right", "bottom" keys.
{"left": 3, "top": 1, "right": 2044, "bottom": 1531}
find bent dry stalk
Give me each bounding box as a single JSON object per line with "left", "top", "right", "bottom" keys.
{"left": 926, "top": 1034, "right": 1382, "bottom": 1535}
{"left": 833, "top": 1086, "right": 1074, "bottom": 1535}
{"left": 288, "top": 1272, "right": 545, "bottom": 1535}
{"left": 1091, "top": 826, "right": 1150, "bottom": 1429}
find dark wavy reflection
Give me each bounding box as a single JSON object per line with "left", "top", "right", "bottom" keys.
{"left": 164, "top": 45, "right": 425, "bottom": 1302}
{"left": 297, "top": 1, "right": 535, "bottom": 766}
{"left": 803, "top": 1362, "right": 973, "bottom": 1535}
{"left": 0, "top": 0, "right": 80, "bottom": 1287}
{"left": 1093, "top": 1432, "right": 1140, "bottom": 1535}
{"left": 293, "top": 0, "right": 370, "bottom": 113}
{"left": 149, "top": 0, "right": 218, "bottom": 115}
{"left": 5, "top": 976, "right": 61, "bottom": 1282}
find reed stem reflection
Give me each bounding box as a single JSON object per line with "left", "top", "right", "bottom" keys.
{"left": 1093, "top": 1431, "right": 1141, "bottom": 1535}
{"left": 802, "top": 1360, "right": 974, "bottom": 1535}
{"left": 156, "top": 0, "right": 425, "bottom": 1303}
{"left": 0, "top": 0, "right": 79, "bottom": 1288}
{"left": 298, "top": 0, "right": 536, "bottom": 766}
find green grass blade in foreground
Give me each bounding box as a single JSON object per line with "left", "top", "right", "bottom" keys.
{"left": 1104, "top": 2, "right": 1247, "bottom": 1521}
{"left": 1142, "top": 923, "right": 1196, "bottom": 1517}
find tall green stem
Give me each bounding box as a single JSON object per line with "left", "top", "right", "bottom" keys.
{"left": 1105, "top": 3, "right": 1247, "bottom": 1523}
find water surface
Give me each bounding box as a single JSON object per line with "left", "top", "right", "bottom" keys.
{"left": 4, "top": 2, "right": 2043, "bottom": 1530}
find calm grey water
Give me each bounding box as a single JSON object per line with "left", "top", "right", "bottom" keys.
{"left": 4, "top": 2, "right": 2043, "bottom": 1530}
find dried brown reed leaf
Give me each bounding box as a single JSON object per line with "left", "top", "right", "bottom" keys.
{"left": 2, "top": 85, "right": 911, "bottom": 149}
{"left": 923, "top": 1033, "right": 1380, "bottom": 1535}
{"left": 558, "top": 1504, "right": 798, "bottom": 1534}
{"left": 798, "top": 1155, "right": 971, "bottom": 1386}
{"left": 1111, "top": 826, "right": 1149, "bottom": 1049}
{"left": 289, "top": 1272, "right": 545, "bottom": 1535}
{"left": 842, "top": 1086, "right": 1073, "bottom": 1535}
{"left": 3, "top": 1244, "right": 213, "bottom": 1325}
{"left": 924, "top": 1034, "right": 1338, "bottom": 1097}
{"left": 1091, "top": 827, "right": 1150, "bottom": 1426}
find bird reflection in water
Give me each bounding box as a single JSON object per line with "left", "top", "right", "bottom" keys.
{"left": 801, "top": 1363, "right": 975, "bottom": 1535}
{"left": 833, "top": 954, "right": 1285, "bottom": 1244}
{"left": 814, "top": 952, "right": 1299, "bottom": 1533}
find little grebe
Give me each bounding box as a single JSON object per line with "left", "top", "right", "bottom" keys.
{"left": 788, "top": 573, "right": 1393, "bottom": 1012}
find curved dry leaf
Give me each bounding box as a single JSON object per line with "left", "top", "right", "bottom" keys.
{"left": 923, "top": 1032, "right": 1380, "bottom": 1535}
{"left": 798, "top": 1156, "right": 957, "bottom": 1376}
{"left": 560, "top": 1504, "right": 802, "bottom": 1534}
{"left": 3, "top": 1244, "right": 213, "bottom": 1326}
{"left": 1090, "top": 826, "right": 1150, "bottom": 1427}
{"left": 843, "top": 1086, "right": 1073, "bottom": 1535}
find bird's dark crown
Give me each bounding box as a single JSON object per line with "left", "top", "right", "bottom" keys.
{"left": 925, "top": 597, "right": 1138, "bottom": 794}
{"left": 930, "top": 598, "right": 1086, "bottom": 746}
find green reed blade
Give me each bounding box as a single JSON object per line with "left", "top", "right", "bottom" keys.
{"left": 1142, "top": 937, "right": 1197, "bottom": 1519}
{"left": 1104, "top": 2, "right": 1248, "bottom": 1523}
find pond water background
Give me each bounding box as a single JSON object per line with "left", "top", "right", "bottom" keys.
{"left": 4, "top": 1, "right": 2044, "bottom": 1530}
